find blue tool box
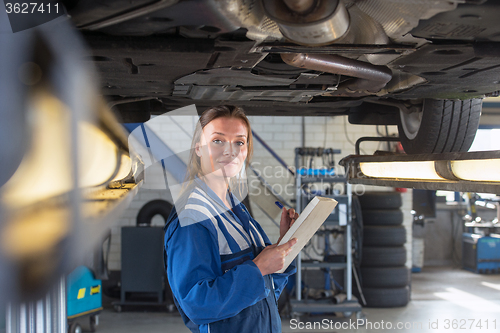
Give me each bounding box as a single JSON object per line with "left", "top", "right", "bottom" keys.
{"left": 67, "top": 266, "right": 102, "bottom": 332}
{"left": 463, "top": 233, "right": 500, "bottom": 274}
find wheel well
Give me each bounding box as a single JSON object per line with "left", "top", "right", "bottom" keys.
{"left": 348, "top": 102, "right": 400, "bottom": 125}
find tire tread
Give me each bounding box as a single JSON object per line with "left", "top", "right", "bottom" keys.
{"left": 361, "top": 266, "right": 410, "bottom": 288}
{"left": 363, "top": 226, "right": 406, "bottom": 246}
{"left": 361, "top": 246, "right": 407, "bottom": 267}
{"left": 361, "top": 209, "right": 404, "bottom": 226}
{"left": 362, "top": 286, "right": 410, "bottom": 308}
{"left": 399, "top": 98, "right": 482, "bottom": 154}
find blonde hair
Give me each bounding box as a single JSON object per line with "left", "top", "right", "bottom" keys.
{"left": 182, "top": 105, "right": 253, "bottom": 196}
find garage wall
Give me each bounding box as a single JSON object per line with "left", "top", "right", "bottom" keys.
{"left": 107, "top": 115, "right": 412, "bottom": 271}
{"left": 424, "top": 205, "right": 497, "bottom": 266}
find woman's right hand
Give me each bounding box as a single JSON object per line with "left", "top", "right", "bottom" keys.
{"left": 253, "top": 238, "right": 297, "bottom": 276}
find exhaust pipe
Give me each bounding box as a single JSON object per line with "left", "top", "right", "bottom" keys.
{"left": 281, "top": 53, "right": 392, "bottom": 93}
{"left": 282, "top": 0, "right": 316, "bottom": 13}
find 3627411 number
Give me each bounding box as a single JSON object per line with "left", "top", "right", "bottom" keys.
{"left": 5, "top": 3, "right": 59, "bottom": 14}
{"left": 443, "top": 319, "right": 497, "bottom": 330}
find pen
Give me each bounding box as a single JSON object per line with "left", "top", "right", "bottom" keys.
{"left": 275, "top": 201, "right": 284, "bottom": 209}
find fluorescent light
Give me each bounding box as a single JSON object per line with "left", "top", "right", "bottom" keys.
{"left": 1, "top": 91, "right": 73, "bottom": 207}
{"left": 1, "top": 90, "right": 131, "bottom": 208}
{"left": 112, "top": 154, "right": 132, "bottom": 181}
{"left": 79, "top": 122, "right": 120, "bottom": 187}
{"left": 358, "top": 158, "right": 500, "bottom": 182}
{"left": 341, "top": 148, "right": 500, "bottom": 192}
{"left": 359, "top": 161, "right": 444, "bottom": 180}
{"left": 451, "top": 159, "right": 500, "bottom": 182}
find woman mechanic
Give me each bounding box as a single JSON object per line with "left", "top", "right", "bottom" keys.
{"left": 164, "top": 105, "right": 298, "bottom": 333}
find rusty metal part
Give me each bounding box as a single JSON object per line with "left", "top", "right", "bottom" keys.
{"left": 281, "top": 53, "right": 392, "bottom": 92}
{"left": 282, "top": 0, "right": 316, "bottom": 13}
{"left": 262, "top": 0, "right": 349, "bottom": 46}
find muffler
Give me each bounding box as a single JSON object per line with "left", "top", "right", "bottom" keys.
{"left": 262, "top": 0, "right": 349, "bottom": 46}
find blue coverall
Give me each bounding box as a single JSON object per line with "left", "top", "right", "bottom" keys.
{"left": 164, "top": 176, "right": 296, "bottom": 333}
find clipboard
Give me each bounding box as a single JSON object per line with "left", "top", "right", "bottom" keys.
{"left": 276, "top": 196, "right": 338, "bottom": 273}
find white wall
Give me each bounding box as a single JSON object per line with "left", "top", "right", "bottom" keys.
{"left": 108, "top": 115, "right": 412, "bottom": 270}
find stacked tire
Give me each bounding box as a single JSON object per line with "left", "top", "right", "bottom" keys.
{"left": 358, "top": 192, "right": 410, "bottom": 308}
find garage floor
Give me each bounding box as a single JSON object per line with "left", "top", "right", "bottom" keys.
{"left": 96, "top": 267, "right": 500, "bottom": 333}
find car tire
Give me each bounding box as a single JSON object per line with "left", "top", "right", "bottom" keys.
{"left": 361, "top": 246, "right": 407, "bottom": 267}
{"left": 361, "top": 267, "right": 410, "bottom": 288}
{"left": 398, "top": 98, "right": 482, "bottom": 154}
{"left": 136, "top": 200, "right": 173, "bottom": 226}
{"left": 363, "top": 226, "right": 406, "bottom": 246}
{"left": 362, "top": 286, "right": 410, "bottom": 308}
{"left": 358, "top": 192, "right": 402, "bottom": 210}
{"left": 362, "top": 209, "right": 404, "bottom": 226}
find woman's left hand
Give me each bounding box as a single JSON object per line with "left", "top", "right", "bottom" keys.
{"left": 277, "top": 207, "right": 299, "bottom": 243}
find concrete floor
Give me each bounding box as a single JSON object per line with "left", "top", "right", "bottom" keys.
{"left": 96, "top": 267, "right": 500, "bottom": 333}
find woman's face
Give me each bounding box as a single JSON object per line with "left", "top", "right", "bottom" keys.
{"left": 195, "top": 117, "right": 248, "bottom": 179}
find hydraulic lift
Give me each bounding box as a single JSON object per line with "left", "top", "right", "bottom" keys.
{"left": 340, "top": 140, "right": 500, "bottom": 278}
{"left": 340, "top": 147, "right": 500, "bottom": 194}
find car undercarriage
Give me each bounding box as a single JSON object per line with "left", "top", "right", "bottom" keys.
{"left": 63, "top": 0, "right": 500, "bottom": 153}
